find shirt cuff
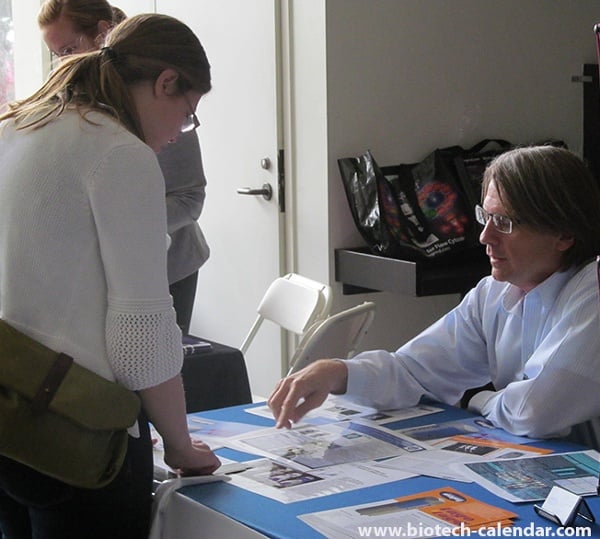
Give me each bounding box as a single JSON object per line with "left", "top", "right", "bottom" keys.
{"left": 344, "top": 358, "right": 365, "bottom": 396}
{"left": 466, "top": 390, "right": 497, "bottom": 415}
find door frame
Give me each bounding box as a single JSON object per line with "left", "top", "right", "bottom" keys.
{"left": 277, "top": 0, "right": 298, "bottom": 375}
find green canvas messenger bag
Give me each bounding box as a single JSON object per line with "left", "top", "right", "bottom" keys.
{"left": 0, "top": 319, "right": 141, "bottom": 489}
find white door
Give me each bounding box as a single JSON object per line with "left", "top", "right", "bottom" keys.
{"left": 156, "top": 0, "right": 284, "bottom": 398}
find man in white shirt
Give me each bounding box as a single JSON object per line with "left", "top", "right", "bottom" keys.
{"left": 269, "top": 146, "right": 600, "bottom": 445}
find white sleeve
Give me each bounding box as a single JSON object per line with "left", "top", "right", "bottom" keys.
{"left": 345, "top": 282, "right": 492, "bottom": 410}
{"left": 88, "top": 144, "right": 183, "bottom": 390}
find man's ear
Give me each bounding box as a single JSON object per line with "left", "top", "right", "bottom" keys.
{"left": 556, "top": 234, "right": 575, "bottom": 252}
{"left": 154, "top": 69, "right": 180, "bottom": 97}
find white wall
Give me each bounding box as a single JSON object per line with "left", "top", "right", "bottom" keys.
{"left": 292, "top": 0, "right": 600, "bottom": 354}
{"left": 111, "top": 0, "right": 155, "bottom": 16}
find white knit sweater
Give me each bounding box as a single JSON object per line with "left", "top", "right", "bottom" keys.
{"left": 0, "top": 110, "right": 183, "bottom": 390}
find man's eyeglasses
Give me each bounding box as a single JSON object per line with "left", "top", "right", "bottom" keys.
{"left": 475, "top": 204, "right": 517, "bottom": 235}
{"left": 181, "top": 94, "right": 200, "bottom": 133}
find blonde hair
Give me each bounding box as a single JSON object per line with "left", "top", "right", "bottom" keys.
{"left": 1, "top": 13, "right": 211, "bottom": 142}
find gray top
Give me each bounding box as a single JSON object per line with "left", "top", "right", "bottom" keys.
{"left": 157, "top": 130, "right": 210, "bottom": 284}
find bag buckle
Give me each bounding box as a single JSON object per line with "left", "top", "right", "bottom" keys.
{"left": 30, "top": 353, "right": 74, "bottom": 414}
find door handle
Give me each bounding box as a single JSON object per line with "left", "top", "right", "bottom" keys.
{"left": 236, "top": 183, "right": 273, "bottom": 201}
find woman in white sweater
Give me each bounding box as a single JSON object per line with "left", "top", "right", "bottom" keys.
{"left": 0, "top": 13, "right": 219, "bottom": 538}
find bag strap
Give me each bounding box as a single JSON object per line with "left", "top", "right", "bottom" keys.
{"left": 30, "top": 352, "right": 74, "bottom": 415}
{"left": 466, "top": 139, "right": 512, "bottom": 154}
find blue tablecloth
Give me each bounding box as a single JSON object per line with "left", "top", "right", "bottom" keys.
{"left": 176, "top": 402, "right": 600, "bottom": 538}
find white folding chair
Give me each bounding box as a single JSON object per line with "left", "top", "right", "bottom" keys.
{"left": 287, "top": 301, "right": 376, "bottom": 375}
{"left": 240, "top": 273, "right": 332, "bottom": 355}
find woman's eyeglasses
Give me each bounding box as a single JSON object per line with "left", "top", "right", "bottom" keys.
{"left": 52, "top": 35, "right": 86, "bottom": 58}
{"left": 181, "top": 94, "right": 200, "bottom": 133}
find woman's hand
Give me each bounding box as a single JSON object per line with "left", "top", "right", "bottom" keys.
{"left": 140, "top": 376, "right": 221, "bottom": 476}
{"left": 164, "top": 438, "right": 221, "bottom": 476}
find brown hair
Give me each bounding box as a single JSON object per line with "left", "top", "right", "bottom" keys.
{"left": 1, "top": 13, "right": 211, "bottom": 142}
{"left": 37, "top": 0, "right": 118, "bottom": 37}
{"left": 482, "top": 145, "right": 600, "bottom": 269}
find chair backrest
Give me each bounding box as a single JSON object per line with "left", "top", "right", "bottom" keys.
{"left": 287, "top": 301, "right": 376, "bottom": 375}
{"left": 240, "top": 273, "right": 332, "bottom": 354}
